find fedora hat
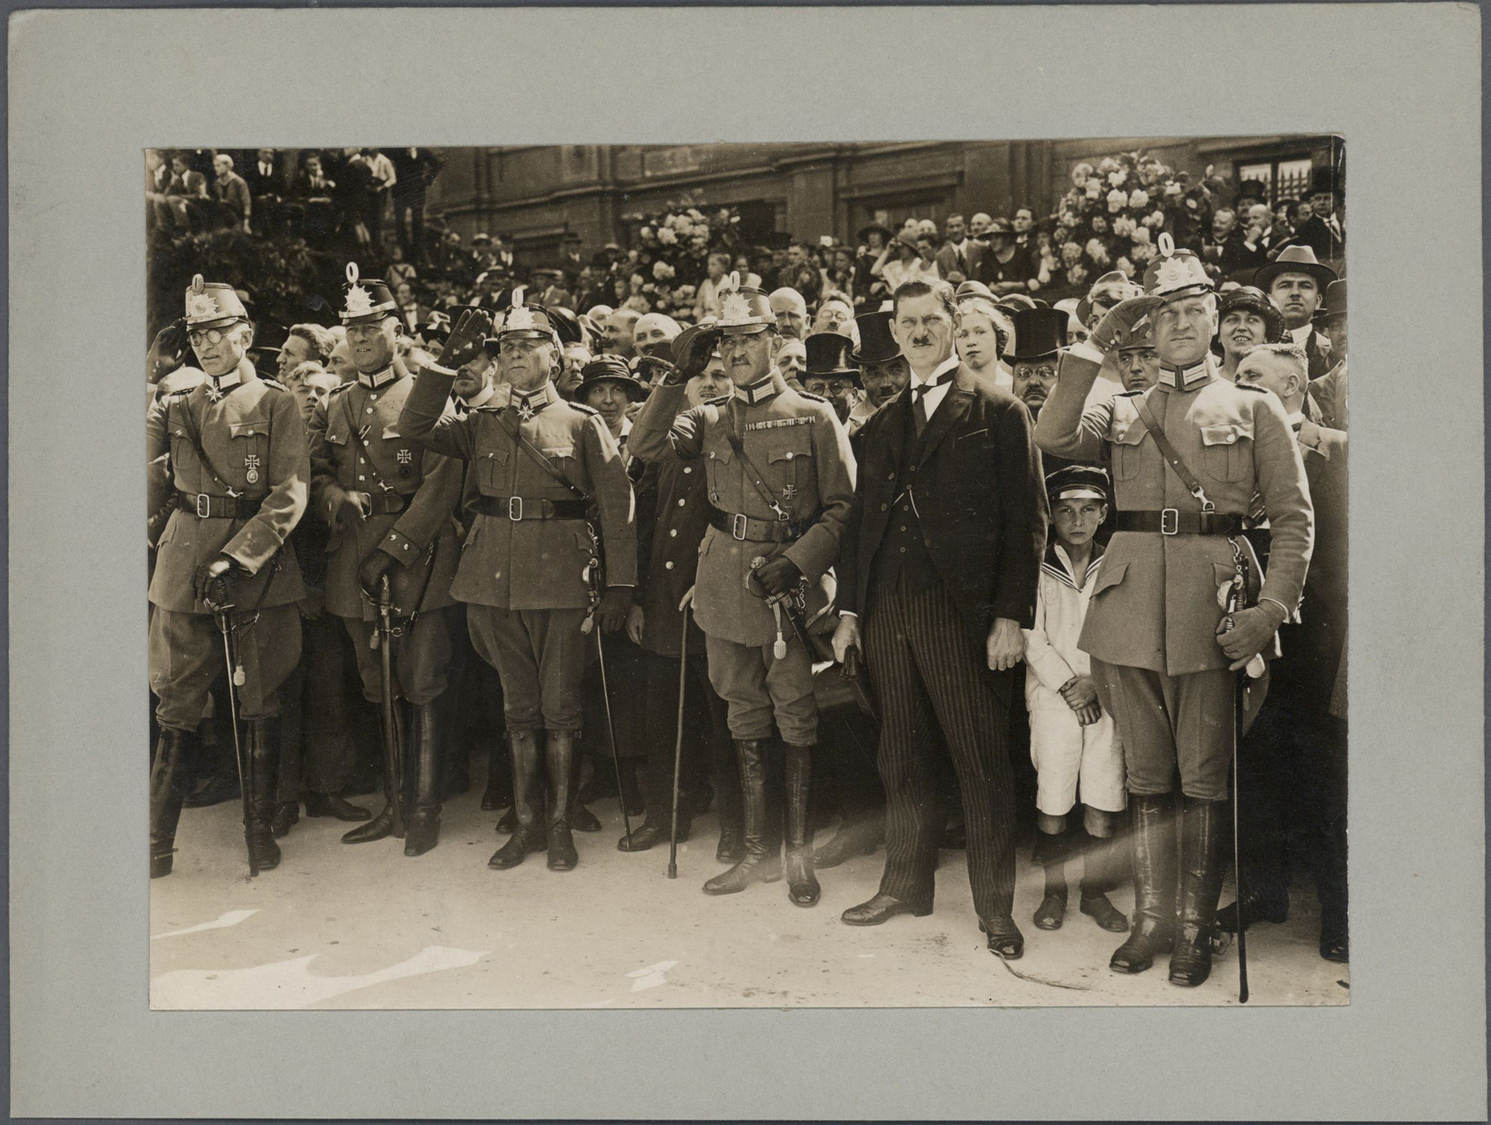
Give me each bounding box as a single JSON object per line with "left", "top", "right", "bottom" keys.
{"left": 849, "top": 310, "right": 901, "bottom": 366}
{"left": 1314, "top": 278, "right": 1347, "bottom": 324}
{"left": 1008, "top": 307, "right": 1068, "bottom": 361}
{"left": 1254, "top": 245, "right": 1338, "bottom": 293}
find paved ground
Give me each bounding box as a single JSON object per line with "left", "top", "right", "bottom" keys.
{"left": 150, "top": 763, "right": 1349, "bottom": 1010}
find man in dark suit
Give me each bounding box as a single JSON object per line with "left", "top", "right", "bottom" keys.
{"left": 933, "top": 213, "right": 986, "bottom": 285}
{"left": 1255, "top": 246, "right": 1338, "bottom": 381}
{"left": 245, "top": 148, "right": 285, "bottom": 235}
{"left": 831, "top": 278, "right": 1048, "bottom": 960}
{"left": 1217, "top": 342, "right": 1348, "bottom": 963}
{"left": 389, "top": 147, "right": 444, "bottom": 264}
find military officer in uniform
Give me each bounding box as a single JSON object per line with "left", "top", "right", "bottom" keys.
{"left": 146, "top": 276, "right": 309, "bottom": 877}
{"left": 308, "top": 264, "right": 464, "bottom": 857}
{"left": 1035, "top": 237, "right": 1314, "bottom": 987}
{"left": 398, "top": 294, "right": 636, "bottom": 873}
{"left": 628, "top": 276, "right": 856, "bottom": 908}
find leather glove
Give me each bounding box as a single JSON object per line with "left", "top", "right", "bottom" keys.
{"left": 755, "top": 555, "right": 801, "bottom": 597}
{"left": 594, "top": 587, "right": 631, "bottom": 633}
{"left": 358, "top": 550, "right": 399, "bottom": 601}
{"left": 149, "top": 318, "right": 188, "bottom": 380}
{"left": 194, "top": 555, "right": 236, "bottom": 611}
{"left": 436, "top": 308, "right": 493, "bottom": 370}
{"left": 672, "top": 326, "right": 722, "bottom": 381}
{"left": 1216, "top": 603, "right": 1286, "bottom": 671}
{"left": 1089, "top": 295, "right": 1162, "bottom": 353}
{"left": 328, "top": 489, "right": 370, "bottom": 530}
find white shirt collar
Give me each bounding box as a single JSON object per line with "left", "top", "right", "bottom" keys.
{"left": 910, "top": 354, "right": 961, "bottom": 389}
{"left": 461, "top": 383, "right": 496, "bottom": 410}
{"left": 1289, "top": 323, "right": 1313, "bottom": 346}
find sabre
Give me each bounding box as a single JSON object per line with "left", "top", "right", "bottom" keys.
{"left": 371, "top": 574, "right": 406, "bottom": 839}
{"left": 212, "top": 595, "right": 256, "bottom": 878}
{"left": 668, "top": 591, "right": 691, "bottom": 879}
{"left": 1220, "top": 536, "right": 1262, "bottom": 1004}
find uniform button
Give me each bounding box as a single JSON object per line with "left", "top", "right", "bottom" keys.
{"left": 664, "top": 561, "right": 675, "bottom": 570}
{"left": 899, "top": 525, "right": 906, "bottom": 532}
{"left": 669, "top": 529, "right": 678, "bottom": 538}
{"left": 710, "top": 493, "right": 719, "bottom": 501}
{"left": 709, "top": 452, "right": 716, "bottom": 459}
{"left": 880, "top": 503, "right": 888, "bottom": 511}
{"left": 366, "top": 408, "right": 374, "bottom": 415}
{"left": 1227, "top": 434, "right": 1236, "bottom": 443}
{"left": 899, "top": 547, "right": 906, "bottom": 553}
{"left": 358, "top": 475, "right": 366, "bottom": 481}
{"left": 677, "top": 499, "right": 686, "bottom": 507}
{"left": 684, "top": 467, "right": 692, "bottom": 474}
{"left": 886, "top": 473, "right": 895, "bottom": 480}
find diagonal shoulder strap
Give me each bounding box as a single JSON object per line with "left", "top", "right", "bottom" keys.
{"left": 491, "top": 407, "right": 586, "bottom": 497}
{"left": 724, "top": 400, "right": 791, "bottom": 521}
{"left": 175, "top": 391, "right": 240, "bottom": 497}
{"left": 1130, "top": 393, "right": 1216, "bottom": 511}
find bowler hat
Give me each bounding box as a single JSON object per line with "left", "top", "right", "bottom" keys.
{"left": 1217, "top": 286, "right": 1288, "bottom": 343}
{"left": 184, "top": 274, "right": 250, "bottom": 329}
{"left": 545, "top": 305, "right": 584, "bottom": 346}
{"left": 849, "top": 310, "right": 901, "bottom": 366}
{"left": 1008, "top": 307, "right": 1068, "bottom": 360}
{"left": 804, "top": 333, "right": 857, "bottom": 378}
{"left": 1237, "top": 179, "right": 1268, "bottom": 201}
{"left": 575, "top": 355, "right": 646, "bottom": 402}
{"left": 1253, "top": 245, "right": 1338, "bottom": 293}
{"left": 995, "top": 293, "right": 1038, "bottom": 315}
{"left": 338, "top": 262, "right": 398, "bottom": 326}
{"left": 1314, "top": 278, "right": 1347, "bottom": 324}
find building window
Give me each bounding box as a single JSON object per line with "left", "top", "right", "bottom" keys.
{"left": 1237, "top": 156, "right": 1313, "bottom": 203}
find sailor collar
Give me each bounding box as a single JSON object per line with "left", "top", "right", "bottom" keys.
{"left": 1157, "top": 359, "right": 1211, "bottom": 391}
{"left": 1041, "top": 540, "right": 1106, "bottom": 592}
{"left": 513, "top": 380, "right": 557, "bottom": 421}
{"left": 358, "top": 364, "right": 398, "bottom": 390}
{"left": 734, "top": 370, "right": 785, "bottom": 407}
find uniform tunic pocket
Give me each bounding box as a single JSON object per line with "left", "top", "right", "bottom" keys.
{"left": 1200, "top": 420, "right": 1253, "bottom": 482}
{"left": 1110, "top": 423, "right": 1147, "bottom": 481}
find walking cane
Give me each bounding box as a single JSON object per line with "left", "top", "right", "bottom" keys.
{"left": 592, "top": 626, "right": 634, "bottom": 847}
{"left": 668, "top": 589, "right": 693, "bottom": 879}
{"left": 213, "top": 600, "right": 257, "bottom": 878}
{"left": 1233, "top": 674, "right": 1249, "bottom": 1004}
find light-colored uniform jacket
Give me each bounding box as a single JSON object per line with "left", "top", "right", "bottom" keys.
{"left": 628, "top": 369, "right": 856, "bottom": 647}
{"left": 1034, "top": 342, "right": 1314, "bottom": 676}
{"left": 147, "top": 360, "right": 308, "bottom": 614}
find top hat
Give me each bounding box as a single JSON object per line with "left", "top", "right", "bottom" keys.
{"left": 1076, "top": 270, "right": 1143, "bottom": 325}
{"left": 1314, "top": 278, "right": 1347, "bottom": 323}
{"left": 804, "top": 333, "right": 857, "bottom": 378}
{"left": 1253, "top": 245, "right": 1338, "bottom": 293}
{"left": 575, "top": 355, "right": 646, "bottom": 402}
{"left": 545, "top": 305, "right": 585, "bottom": 346}
{"left": 1008, "top": 307, "right": 1068, "bottom": 360}
{"left": 715, "top": 274, "right": 776, "bottom": 335}
{"left": 1217, "top": 286, "right": 1288, "bottom": 343}
{"left": 339, "top": 262, "right": 398, "bottom": 326}
{"left": 1142, "top": 234, "right": 1214, "bottom": 302}
{"left": 1311, "top": 165, "right": 1343, "bottom": 197}
{"left": 421, "top": 309, "right": 453, "bottom": 346}
{"left": 857, "top": 221, "right": 894, "bottom": 243}
{"left": 850, "top": 310, "right": 902, "bottom": 366}
{"left": 184, "top": 274, "right": 250, "bottom": 329}
{"left": 1046, "top": 463, "right": 1110, "bottom": 504}
{"left": 1236, "top": 179, "right": 1269, "bottom": 201}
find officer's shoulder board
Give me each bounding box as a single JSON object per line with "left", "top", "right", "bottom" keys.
{"left": 1233, "top": 380, "right": 1269, "bottom": 394}
{"left": 797, "top": 390, "right": 830, "bottom": 404}
{"left": 259, "top": 376, "right": 290, "bottom": 393}
{"left": 569, "top": 401, "right": 601, "bottom": 416}
{"left": 704, "top": 393, "right": 733, "bottom": 407}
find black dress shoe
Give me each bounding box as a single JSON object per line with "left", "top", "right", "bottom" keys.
{"left": 813, "top": 818, "right": 883, "bottom": 869}
{"left": 182, "top": 773, "right": 240, "bottom": 809}
{"left": 841, "top": 893, "right": 933, "bottom": 926}
{"left": 617, "top": 823, "right": 687, "bottom": 852}
{"left": 270, "top": 801, "right": 299, "bottom": 839}
{"left": 979, "top": 915, "right": 1025, "bottom": 960}
{"left": 571, "top": 804, "right": 602, "bottom": 833}
{"left": 489, "top": 827, "right": 546, "bottom": 870}
{"left": 1319, "top": 926, "right": 1349, "bottom": 963}
{"left": 1079, "top": 893, "right": 1130, "bottom": 933}
{"left": 1168, "top": 929, "right": 1214, "bottom": 987}
{"left": 1215, "top": 888, "right": 1289, "bottom": 933}
{"left": 1034, "top": 888, "right": 1067, "bottom": 930}
{"left": 304, "top": 792, "right": 372, "bottom": 821}
{"left": 547, "top": 823, "right": 579, "bottom": 871}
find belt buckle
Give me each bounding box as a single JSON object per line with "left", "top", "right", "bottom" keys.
{"left": 1160, "top": 508, "right": 1179, "bottom": 535}
{"left": 196, "top": 493, "right": 211, "bottom": 518}
{"left": 508, "top": 496, "right": 523, "bottom": 522}
{"left": 731, "top": 513, "right": 748, "bottom": 541}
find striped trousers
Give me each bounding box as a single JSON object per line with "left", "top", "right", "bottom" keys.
{"left": 863, "top": 580, "right": 1018, "bottom": 920}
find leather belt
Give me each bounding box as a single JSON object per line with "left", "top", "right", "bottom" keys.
{"left": 1116, "top": 509, "right": 1244, "bottom": 536}
{"left": 474, "top": 495, "right": 589, "bottom": 521}
{"left": 708, "top": 506, "right": 813, "bottom": 543}
{"left": 176, "top": 491, "right": 264, "bottom": 520}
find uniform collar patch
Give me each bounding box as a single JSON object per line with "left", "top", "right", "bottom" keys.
{"left": 513, "top": 380, "right": 556, "bottom": 420}
{"left": 735, "top": 372, "right": 782, "bottom": 406}
{"left": 205, "top": 369, "right": 243, "bottom": 401}
{"left": 358, "top": 365, "right": 397, "bottom": 389}
{"left": 1158, "top": 359, "right": 1211, "bottom": 391}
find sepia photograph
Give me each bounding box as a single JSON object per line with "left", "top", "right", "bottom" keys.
{"left": 145, "top": 137, "right": 1349, "bottom": 1009}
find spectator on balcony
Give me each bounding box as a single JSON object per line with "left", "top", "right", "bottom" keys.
{"left": 386, "top": 243, "right": 418, "bottom": 291}
{"left": 1200, "top": 207, "right": 1248, "bottom": 278}
{"left": 1011, "top": 206, "right": 1037, "bottom": 251}
{"left": 854, "top": 221, "right": 893, "bottom": 310}
{"left": 389, "top": 147, "right": 443, "bottom": 265}
{"left": 977, "top": 219, "right": 1037, "bottom": 296}
{"left": 245, "top": 148, "right": 285, "bottom": 236}
{"left": 157, "top": 151, "right": 210, "bottom": 232}
{"left": 693, "top": 252, "right": 732, "bottom": 321}
{"left": 211, "top": 153, "right": 252, "bottom": 233}
{"left": 935, "top": 213, "right": 986, "bottom": 284}
{"left": 872, "top": 230, "right": 940, "bottom": 293}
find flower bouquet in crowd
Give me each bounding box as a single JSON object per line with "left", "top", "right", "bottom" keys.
{"left": 1048, "top": 150, "right": 1222, "bottom": 293}
{"left": 619, "top": 202, "right": 744, "bottom": 291}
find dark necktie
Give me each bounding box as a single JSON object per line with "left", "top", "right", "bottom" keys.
{"left": 912, "top": 373, "right": 953, "bottom": 436}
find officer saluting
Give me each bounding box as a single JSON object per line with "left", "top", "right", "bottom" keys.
{"left": 146, "top": 276, "right": 309, "bottom": 877}
{"left": 1035, "top": 236, "right": 1313, "bottom": 988}
{"left": 398, "top": 295, "right": 635, "bottom": 874}
{"left": 628, "top": 275, "right": 856, "bottom": 908}
{"left": 308, "top": 264, "right": 464, "bottom": 857}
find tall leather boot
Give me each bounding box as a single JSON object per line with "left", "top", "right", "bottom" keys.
{"left": 150, "top": 727, "right": 199, "bottom": 878}
{"left": 703, "top": 739, "right": 782, "bottom": 894}
{"left": 489, "top": 729, "right": 546, "bottom": 869}
{"left": 1109, "top": 793, "right": 1177, "bottom": 973}
{"left": 404, "top": 700, "right": 443, "bottom": 857}
{"left": 480, "top": 734, "right": 513, "bottom": 812}
{"left": 783, "top": 745, "right": 820, "bottom": 906}
{"left": 245, "top": 719, "right": 282, "bottom": 872}
{"left": 545, "top": 730, "right": 580, "bottom": 871}
{"left": 1169, "top": 795, "right": 1227, "bottom": 987}
{"left": 343, "top": 700, "right": 409, "bottom": 843}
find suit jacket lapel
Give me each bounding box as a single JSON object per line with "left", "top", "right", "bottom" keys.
{"left": 914, "top": 365, "right": 975, "bottom": 469}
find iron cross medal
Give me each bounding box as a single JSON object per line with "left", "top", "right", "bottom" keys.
{"left": 781, "top": 484, "right": 798, "bottom": 501}
{"left": 244, "top": 454, "right": 261, "bottom": 484}
{"left": 397, "top": 448, "right": 413, "bottom": 477}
